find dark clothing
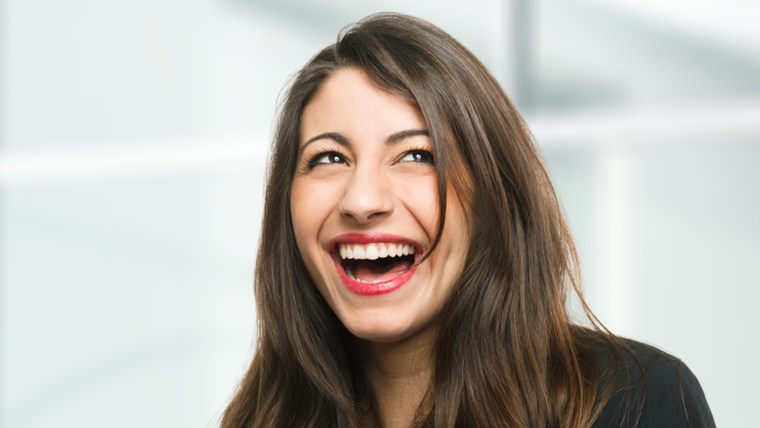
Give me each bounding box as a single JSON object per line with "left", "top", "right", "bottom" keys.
{"left": 593, "top": 339, "right": 715, "bottom": 427}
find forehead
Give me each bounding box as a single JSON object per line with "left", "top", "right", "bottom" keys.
{"left": 299, "top": 68, "right": 426, "bottom": 144}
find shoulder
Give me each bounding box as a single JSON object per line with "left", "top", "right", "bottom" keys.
{"left": 591, "top": 337, "right": 715, "bottom": 428}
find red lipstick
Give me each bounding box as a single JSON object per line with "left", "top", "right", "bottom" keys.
{"left": 329, "top": 233, "right": 421, "bottom": 296}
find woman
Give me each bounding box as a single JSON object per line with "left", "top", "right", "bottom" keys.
{"left": 223, "top": 13, "right": 714, "bottom": 427}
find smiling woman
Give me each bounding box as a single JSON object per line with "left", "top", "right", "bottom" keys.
{"left": 222, "top": 13, "right": 714, "bottom": 428}
{"left": 291, "top": 68, "right": 469, "bottom": 345}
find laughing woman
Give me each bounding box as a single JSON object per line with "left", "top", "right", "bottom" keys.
{"left": 222, "top": 13, "right": 714, "bottom": 428}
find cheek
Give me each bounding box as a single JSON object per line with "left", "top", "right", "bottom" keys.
{"left": 290, "top": 178, "right": 342, "bottom": 256}
{"left": 443, "top": 186, "right": 470, "bottom": 246}
{"left": 392, "top": 174, "right": 440, "bottom": 231}
{"left": 290, "top": 182, "right": 321, "bottom": 255}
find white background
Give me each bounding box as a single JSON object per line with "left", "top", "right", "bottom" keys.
{"left": 1, "top": 0, "right": 758, "bottom": 426}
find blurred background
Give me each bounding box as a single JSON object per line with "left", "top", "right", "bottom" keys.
{"left": 1, "top": 0, "right": 758, "bottom": 426}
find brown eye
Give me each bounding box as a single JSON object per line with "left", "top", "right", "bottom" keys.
{"left": 401, "top": 150, "right": 434, "bottom": 164}
{"left": 308, "top": 152, "right": 347, "bottom": 169}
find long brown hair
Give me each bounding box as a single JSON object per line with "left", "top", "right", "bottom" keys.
{"left": 223, "top": 12, "right": 627, "bottom": 427}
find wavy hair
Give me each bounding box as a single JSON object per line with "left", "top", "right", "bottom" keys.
{"left": 223, "top": 13, "right": 629, "bottom": 427}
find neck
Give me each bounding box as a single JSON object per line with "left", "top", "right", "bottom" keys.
{"left": 355, "top": 330, "right": 436, "bottom": 428}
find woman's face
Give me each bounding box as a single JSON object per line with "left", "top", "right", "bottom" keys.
{"left": 290, "top": 68, "right": 470, "bottom": 344}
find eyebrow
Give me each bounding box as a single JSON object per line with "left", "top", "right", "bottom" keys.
{"left": 298, "top": 129, "right": 430, "bottom": 157}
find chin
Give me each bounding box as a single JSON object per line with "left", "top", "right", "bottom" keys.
{"left": 349, "top": 327, "right": 409, "bottom": 343}
{"left": 339, "top": 310, "right": 435, "bottom": 345}
{"left": 342, "top": 316, "right": 402, "bottom": 341}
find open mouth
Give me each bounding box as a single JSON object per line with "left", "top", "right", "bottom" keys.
{"left": 337, "top": 242, "right": 417, "bottom": 284}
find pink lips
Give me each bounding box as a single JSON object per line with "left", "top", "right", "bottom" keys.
{"left": 329, "top": 233, "right": 420, "bottom": 296}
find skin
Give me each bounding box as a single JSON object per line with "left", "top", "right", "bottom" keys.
{"left": 290, "top": 67, "right": 469, "bottom": 427}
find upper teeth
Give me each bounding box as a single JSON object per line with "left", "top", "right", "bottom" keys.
{"left": 338, "top": 243, "right": 415, "bottom": 260}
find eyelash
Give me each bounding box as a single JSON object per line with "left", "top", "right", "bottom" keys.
{"left": 400, "top": 147, "right": 435, "bottom": 165}
{"left": 305, "top": 149, "right": 348, "bottom": 170}
{"left": 302, "top": 147, "right": 435, "bottom": 172}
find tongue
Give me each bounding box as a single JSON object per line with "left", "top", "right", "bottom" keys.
{"left": 353, "top": 259, "right": 412, "bottom": 283}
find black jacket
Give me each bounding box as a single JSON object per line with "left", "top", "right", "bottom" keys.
{"left": 594, "top": 339, "right": 715, "bottom": 427}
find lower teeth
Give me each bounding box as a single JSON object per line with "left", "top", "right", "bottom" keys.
{"left": 346, "top": 266, "right": 358, "bottom": 281}
{"left": 345, "top": 266, "right": 377, "bottom": 283}
{"left": 343, "top": 257, "right": 413, "bottom": 284}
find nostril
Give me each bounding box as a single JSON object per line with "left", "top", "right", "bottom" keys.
{"left": 338, "top": 173, "right": 394, "bottom": 223}
{"left": 338, "top": 200, "right": 393, "bottom": 223}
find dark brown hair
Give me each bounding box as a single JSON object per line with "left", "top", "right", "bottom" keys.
{"left": 223, "top": 12, "right": 629, "bottom": 427}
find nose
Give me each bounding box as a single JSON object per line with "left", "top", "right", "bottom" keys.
{"left": 338, "top": 167, "right": 394, "bottom": 224}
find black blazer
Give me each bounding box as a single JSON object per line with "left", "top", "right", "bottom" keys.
{"left": 593, "top": 339, "right": 715, "bottom": 427}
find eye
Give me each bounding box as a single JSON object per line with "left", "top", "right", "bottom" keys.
{"left": 400, "top": 149, "right": 434, "bottom": 164}
{"left": 307, "top": 151, "right": 347, "bottom": 169}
